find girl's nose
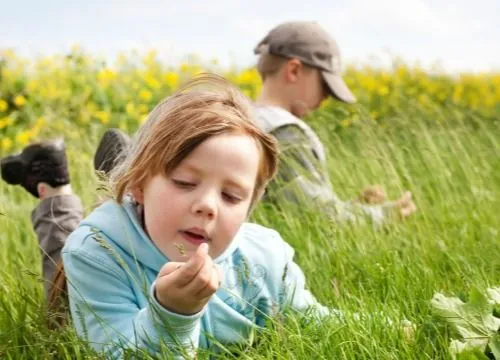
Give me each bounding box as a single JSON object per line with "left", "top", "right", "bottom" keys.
{"left": 192, "top": 191, "right": 217, "bottom": 219}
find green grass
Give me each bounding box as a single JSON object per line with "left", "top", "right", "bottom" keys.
{"left": 1, "top": 104, "right": 499, "bottom": 359}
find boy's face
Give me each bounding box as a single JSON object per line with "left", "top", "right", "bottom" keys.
{"left": 134, "top": 133, "right": 260, "bottom": 261}
{"left": 290, "top": 64, "right": 330, "bottom": 118}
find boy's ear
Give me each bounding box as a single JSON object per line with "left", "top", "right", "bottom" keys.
{"left": 130, "top": 186, "right": 144, "bottom": 204}
{"left": 284, "top": 58, "right": 302, "bottom": 83}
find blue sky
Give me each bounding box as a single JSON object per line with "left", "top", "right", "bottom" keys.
{"left": 2, "top": 0, "right": 499, "bottom": 73}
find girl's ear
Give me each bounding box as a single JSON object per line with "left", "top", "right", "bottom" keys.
{"left": 130, "top": 187, "right": 144, "bottom": 204}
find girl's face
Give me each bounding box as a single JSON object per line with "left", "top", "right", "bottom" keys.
{"left": 133, "top": 133, "right": 261, "bottom": 261}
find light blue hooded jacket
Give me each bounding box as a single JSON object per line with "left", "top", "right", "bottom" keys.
{"left": 62, "top": 199, "right": 333, "bottom": 358}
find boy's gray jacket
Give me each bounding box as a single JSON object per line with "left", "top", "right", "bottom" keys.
{"left": 254, "top": 105, "right": 391, "bottom": 224}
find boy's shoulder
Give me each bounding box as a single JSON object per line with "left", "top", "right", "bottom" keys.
{"left": 253, "top": 105, "right": 304, "bottom": 133}
{"left": 253, "top": 105, "right": 322, "bottom": 153}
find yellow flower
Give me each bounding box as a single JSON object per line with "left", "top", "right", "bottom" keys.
{"left": 237, "top": 69, "right": 259, "bottom": 85}
{"left": 0, "top": 99, "right": 8, "bottom": 112}
{"left": 0, "top": 117, "right": 13, "bottom": 130}
{"left": 14, "top": 95, "right": 26, "bottom": 107}
{"left": 97, "top": 68, "right": 117, "bottom": 87}
{"left": 139, "top": 89, "right": 152, "bottom": 102}
{"left": 163, "top": 72, "right": 179, "bottom": 89}
{"left": 360, "top": 76, "right": 377, "bottom": 91}
{"left": 452, "top": 85, "right": 464, "bottom": 104}
{"left": 377, "top": 86, "right": 389, "bottom": 96}
{"left": 144, "top": 73, "right": 161, "bottom": 90}
{"left": 1, "top": 138, "right": 12, "bottom": 151}
{"left": 16, "top": 130, "right": 31, "bottom": 146}
{"left": 94, "top": 110, "right": 110, "bottom": 124}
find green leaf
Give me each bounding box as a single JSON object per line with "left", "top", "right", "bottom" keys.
{"left": 450, "top": 340, "right": 490, "bottom": 360}
{"left": 489, "top": 334, "right": 500, "bottom": 360}
{"left": 487, "top": 288, "right": 500, "bottom": 305}
{"left": 431, "top": 288, "right": 500, "bottom": 355}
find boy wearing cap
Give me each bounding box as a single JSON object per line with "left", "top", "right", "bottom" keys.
{"left": 1, "top": 139, "right": 83, "bottom": 299}
{"left": 1, "top": 131, "right": 130, "bottom": 305}
{"left": 253, "top": 21, "right": 416, "bottom": 223}
{"left": 0, "top": 129, "right": 130, "bottom": 300}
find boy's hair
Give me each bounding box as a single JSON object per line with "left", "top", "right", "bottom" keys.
{"left": 256, "top": 52, "right": 318, "bottom": 82}
{"left": 111, "top": 73, "right": 279, "bottom": 208}
{"left": 256, "top": 53, "right": 289, "bottom": 81}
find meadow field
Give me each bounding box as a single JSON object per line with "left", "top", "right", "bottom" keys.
{"left": 0, "top": 49, "right": 499, "bottom": 359}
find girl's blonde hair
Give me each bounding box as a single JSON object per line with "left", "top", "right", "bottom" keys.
{"left": 111, "top": 73, "right": 279, "bottom": 208}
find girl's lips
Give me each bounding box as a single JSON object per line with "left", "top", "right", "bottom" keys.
{"left": 180, "top": 230, "right": 209, "bottom": 246}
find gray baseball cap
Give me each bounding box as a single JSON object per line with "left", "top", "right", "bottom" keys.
{"left": 254, "top": 21, "right": 356, "bottom": 104}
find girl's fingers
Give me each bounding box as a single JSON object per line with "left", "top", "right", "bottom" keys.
{"left": 174, "top": 243, "right": 208, "bottom": 288}
{"left": 158, "top": 261, "right": 184, "bottom": 277}
{"left": 184, "top": 255, "right": 217, "bottom": 299}
{"left": 195, "top": 263, "right": 221, "bottom": 299}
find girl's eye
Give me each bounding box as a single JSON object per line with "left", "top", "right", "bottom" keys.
{"left": 173, "top": 180, "right": 195, "bottom": 188}
{"left": 222, "top": 192, "right": 241, "bottom": 204}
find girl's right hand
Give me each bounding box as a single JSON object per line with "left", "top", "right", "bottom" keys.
{"left": 155, "top": 243, "right": 221, "bottom": 315}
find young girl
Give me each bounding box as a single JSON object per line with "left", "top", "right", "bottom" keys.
{"left": 62, "top": 74, "right": 335, "bottom": 359}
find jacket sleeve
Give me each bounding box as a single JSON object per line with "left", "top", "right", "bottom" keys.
{"left": 62, "top": 229, "right": 202, "bottom": 359}
{"left": 270, "top": 125, "right": 395, "bottom": 225}
{"left": 277, "top": 239, "right": 343, "bottom": 321}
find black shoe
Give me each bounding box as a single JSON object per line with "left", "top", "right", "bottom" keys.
{"left": 93, "top": 129, "right": 131, "bottom": 176}
{"left": 1, "top": 139, "right": 70, "bottom": 198}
